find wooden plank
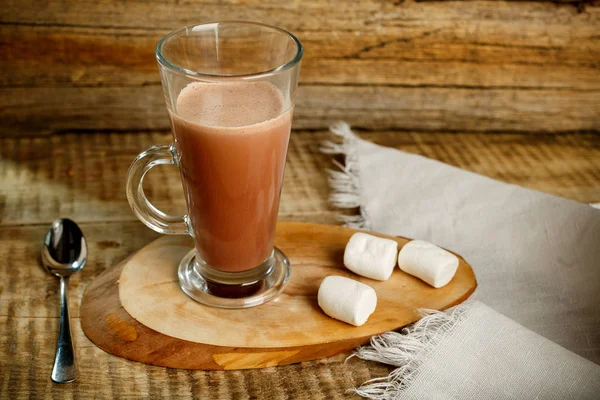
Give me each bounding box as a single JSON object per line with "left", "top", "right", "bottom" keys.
{"left": 0, "top": 130, "right": 335, "bottom": 226}
{"left": 1, "top": 24, "right": 599, "bottom": 89}
{"left": 358, "top": 131, "right": 600, "bottom": 203}
{"left": 1, "top": 1, "right": 598, "bottom": 134}
{"left": 302, "top": 59, "right": 600, "bottom": 89}
{"left": 0, "top": 25, "right": 161, "bottom": 88}
{"left": 295, "top": 86, "right": 599, "bottom": 132}
{"left": 1, "top": 85, "right": 598, "bottom": 135}
{"left": 1, "top": 0, "right": 596, "bottom": 30}
{"left": 0, "top": 222, "right": 159, "bottom": 320}
{"left": 0, "top": 223, "right": 391, "bottom": 399}
{"left": 1, "top": 130, "right": 599, "bottom": 230}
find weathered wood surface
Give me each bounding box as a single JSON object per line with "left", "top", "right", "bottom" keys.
{"left": 0, "top": 223, "right": 391, "bottom": 399}
{"left": 1, "top": 130, "right": 598, "bottom": 229}
{"left": 0, "top": 131, "right": 335, "bottom": 226}
{"left": 3, "top": 86, "right": 598, "bottom": 135}
{"left": 1, "top": 128, "right": 599, "bottom": 399}
{"left": 1, "top": 0, "right": 599, "bottom": 135}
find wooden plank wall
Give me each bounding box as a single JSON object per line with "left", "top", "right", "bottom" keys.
{"left": 1, "top": 0, "right": 599, "bottom": 136}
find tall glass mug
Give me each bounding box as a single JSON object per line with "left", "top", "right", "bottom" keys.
{"left": 126, "top": 22, "right": 303, "bottom": 308}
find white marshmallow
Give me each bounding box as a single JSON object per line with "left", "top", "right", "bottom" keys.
{"left": 397, "top": 240, "right": 459, "bottom": 288}
{"left": 317, "top": 276, "right": 377, "bottom": 326}
{"left": 343, "top": 232, "right": 399, "bottom": 281}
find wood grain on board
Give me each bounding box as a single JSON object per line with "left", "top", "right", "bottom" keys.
{"left": 1, "top": 0, "right": 599, "bottom": 135}
{"left": 81, "top": 223, "right": 475, "bottom": 370}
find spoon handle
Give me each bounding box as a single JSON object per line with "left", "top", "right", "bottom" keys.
{"left": 52, "top": 276, "right": 78, "bottom": 383}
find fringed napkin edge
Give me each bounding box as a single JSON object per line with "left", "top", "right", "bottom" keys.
{"left": 320, "top": 122, "right": 371, "bottom": 229}
{"left": 347, "top": 304, "right": 471, "bottom": 400}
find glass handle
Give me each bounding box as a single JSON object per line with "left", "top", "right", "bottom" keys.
{"left": 126, "top": 144, "right": 189, "bottom": 235}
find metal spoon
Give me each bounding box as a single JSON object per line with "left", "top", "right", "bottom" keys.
{"left": 42, "top": 218, "right": 87, "bottom": 383}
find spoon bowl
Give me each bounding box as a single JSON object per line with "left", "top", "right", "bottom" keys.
{"left": 42, "top": 218, "right": 87, "bottom": 277}
{"left": 42, "top": 218, "right": 87, "bottom": 383}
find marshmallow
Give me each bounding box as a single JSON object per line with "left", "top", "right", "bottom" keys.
{"left": 397, "top": 240, "right": 459, "bottom": 288}
{"left": 343, "top": 232, "right": 399, "bottom": 281}
{"left": 317, "top": 276, "right": 377, "bottom": 326}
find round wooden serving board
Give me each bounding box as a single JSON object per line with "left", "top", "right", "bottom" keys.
{"left": 80, "top": 222, "right": 476, "bottom": 370}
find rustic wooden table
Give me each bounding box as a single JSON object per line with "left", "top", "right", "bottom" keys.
{"left": 2, "top": 129, "right": 599, "bottom": 399}
{"left": 1, "top": 0, "right": 599, "bottom": 398}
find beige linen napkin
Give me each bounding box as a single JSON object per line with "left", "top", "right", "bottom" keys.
{"left": 353, "top": 301, "right": 600, "bottom": 399}
{"left": 322, "top": 123, "right": 600, "bottom": 398}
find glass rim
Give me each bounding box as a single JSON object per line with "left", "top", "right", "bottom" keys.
{"left": 156, "top": 20, "right": 304, "bottom": 79}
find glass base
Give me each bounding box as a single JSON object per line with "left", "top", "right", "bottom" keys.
{"left": 178, "top": 247, "right": 291, "bottom": 309}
